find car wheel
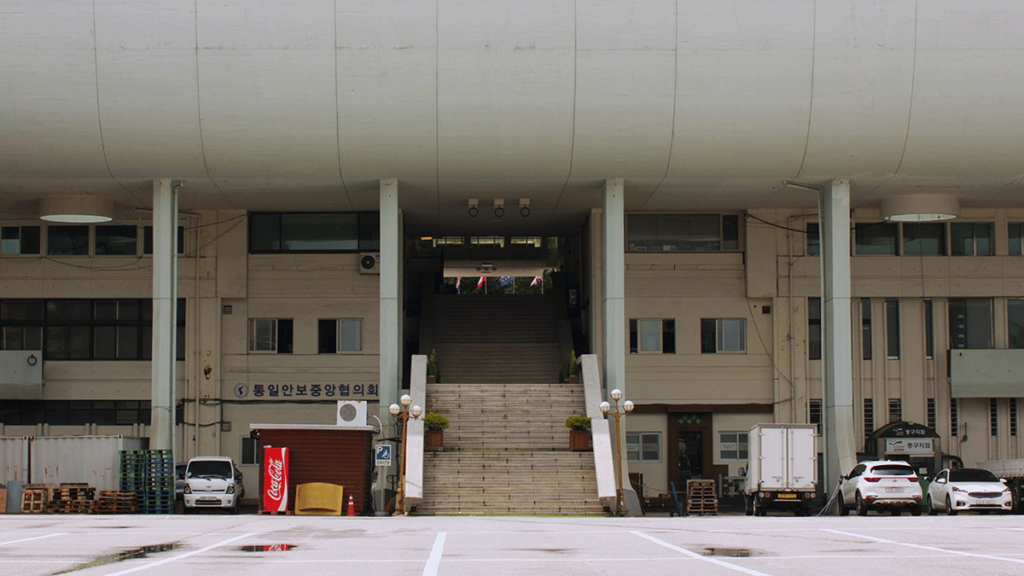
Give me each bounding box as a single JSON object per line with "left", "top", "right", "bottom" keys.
{"left": 911, "top": 505, "right": 921, "bottom": 517}
{"left": 928, "top": 497, "right": 938, "bottom": 516}
{"left": 945, "top": 496, "right": 957, "bottom": 516}
{"left": 856, "top": 493, "right": 869, "bottom": 516}
{"left": 840, "top": 500, "right": 850, "bottom": 516}
{"left": 890, "top": 508, "right": 901, "bottom": 516}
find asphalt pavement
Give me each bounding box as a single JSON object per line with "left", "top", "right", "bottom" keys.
{"left": 2, "top": 511, "right": 1024, "bottom": 576}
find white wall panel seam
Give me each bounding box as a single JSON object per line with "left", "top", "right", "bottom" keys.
{"left": 90, "top": 0, "right": 135, "bottom": 203}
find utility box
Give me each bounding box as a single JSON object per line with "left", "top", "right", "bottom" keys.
{"left": 745, "top": 424, "right": 818, "bottom": 516}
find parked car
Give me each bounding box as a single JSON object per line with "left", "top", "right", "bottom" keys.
{"left": 927, "top": 468, "right": 1013, "bottom": 515}
{"left": 175, "top": 463, "right": 186, "bottom": 500}
{"left": 839, "top": 460, "right": 922, "bottom": 516}
{"left": 183, "top": 456, "right": 245, "bottom": 513}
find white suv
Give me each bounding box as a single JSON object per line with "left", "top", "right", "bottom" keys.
{"left": 183, "top": 456, "right": 245, "bottom": 513}
{"left": 839, "top": 460, "right": 923, "bottom": 516}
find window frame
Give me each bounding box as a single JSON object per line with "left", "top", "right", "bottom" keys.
{"left": 948, "top": 297, "right": 994, "bottom": 350}
{"left": 625, "top": 213, "right": 743, "bottom": 253}
{"left": 1, "top": 225, "right": 42, "bottom": 255}
{"left": 718, "top": 431, "right": 749, "bottom": 461}
{"left": 248, "top": 212, "right": 380, "bottom": 254}
{"left": 240, "top": 436, "right": 262, "bottom": 465}
{"left": 318, "top": 318, "right": 364, "bottom": 353}
{"left": 628, "top": 319, "right": 675, "bottom": 354}
{"left": 248, "top": 318, "right": 293, "bottom": 354}
{"left": 626, "top": 432, "right": 662, "bottom": 462}
{"left": 700, "top": 318, "right": 746, "bottom": 354}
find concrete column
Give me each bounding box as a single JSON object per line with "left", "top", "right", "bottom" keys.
{"left": 602, "top": 179, "right": 639, "bottom": 515}
{"left": 151, "top": 179, "right": 179, "bottom": 453}
{"left": 589, "top": 208, "right": 604, "bottom": 366}
{"left": 820, "top": 179, "right": 858, "bottom": 495}
{"left": 379, "top": 179, "right": 400, "bottom": 421}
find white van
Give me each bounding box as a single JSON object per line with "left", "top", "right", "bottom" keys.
{"left": 183, "top": 456, "right": 245, "bottom": 513}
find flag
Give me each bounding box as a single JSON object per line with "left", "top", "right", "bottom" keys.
{"left": 498, "top": 276, "right": 513, "bottom": 289}
{"left": 530, "top": 276, "right": 542, "bottom": 287}
{"left": 455, "top": 277, "right": 461, "bottom": 293}
{"left": 477, "top": 276, "right": 485, "bottom": 290}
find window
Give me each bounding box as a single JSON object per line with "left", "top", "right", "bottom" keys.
{"left": 927, "top": 398, "right": 936, "bottom": 430}
{"left": 949, "top": 298, "right": 994, "bottom": 349}
{"left": 700, "top": 319, "right": 745, "bottom": 353}
{"left": 924, "top": 299, "right": 934, "bottom": 358}
{"left": 864, "top": 398, "right": 874, "bottom": 438}
{"left": 990, "top": 398, "right": 999, "bottom": 436}
{"left": 1, "top": 299, "right": 183, "bottom": 360}
{"left": 808, "top": 298, "right": 821, "bottom": 360}
{"left": 806, "top": 222, "right": 820, "bottom": 256}
{"left": 248, "top": 319, "right": 293, "bottom": 353}
{"left": 855, "top": 222, "right": 898, "bottom": 255}
{"left": 318, "top": 319, "right": 363, "bottom": 353}
{"left": 626, "top": 214, "right": 741, "bottom": 251}
{"left": 861, "top": 298, "right": 872, "bottom": 360}
{"left": 1009, "top": 223, "right": 1023, "bottom": 256}
{"left": 143, "top": 225, "right": 185, "bottom": 255}
{"left": 1009, "top": 299, "right": 1024, "bottom": 349}
{"left": 241, "top": 436, "right": 262, "bottom": 465}
{"left": 902, "top": 223, "right": 946, "bottom": 256}
{"left": 47, "top": 225, "right": 89, "bottom": 256}
{"left": 1, "top": 226, "right": 41, "bottom": 254}
{"left": 94, "top": 225, "right": 138, "bottom": 255}
{"left": 0, "top": 400, "right": 150, "bottom": 425}
{"left": 629, "top": 319, "right": 675, "bottom": 354}
{"left": 249, "top": 212, "right": 380, "bottom": 253}
{"left": 1011, "top": 400, "right": 1018, "bottom": 437}
{"left": 626, "top": 432, "right": 661, "bottom": 462}
{"left": 810, "top": 399, "right": 822, "bottom": 432}
{"left": 950, "top": 223, "right": 993, "bottom": 256}
{"left": 719, "top": 432, "right": 749, "bottom": 460}
{"left": 885, "top": 299, "right": 900, "bottom": 358}
{"left": 888, "top": 398, "right": 902, "bottom": 423}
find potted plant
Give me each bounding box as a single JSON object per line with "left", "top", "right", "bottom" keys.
{"left": 422, "top": 412, "right": 450, "bottom": 450}
{"left": 427, "top": 349, "right": 439, "bottom": 383}
{"left": 565, "top": 415, "right": 591, "bottom": 451}
{"left": 567, "top": 350, "right": 579, "bottom": 383}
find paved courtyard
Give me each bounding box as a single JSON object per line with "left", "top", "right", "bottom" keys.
{"left": 2, "top": 513, "right": 1024, "bottom": 576}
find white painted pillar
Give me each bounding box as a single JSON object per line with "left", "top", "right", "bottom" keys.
{"left": 151, "top": 179, "right": 178, "bottom": 453}
{"left": 820, "top": 179, "right": 858, "bottom": 496}
{"left": 602, "top": 179, "right": 639, "bottom": 515}
{"left": 379, "top": 179, "right": 400, "bottom": 420}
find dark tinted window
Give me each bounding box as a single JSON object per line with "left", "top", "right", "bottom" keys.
{"left": 949, "top": 469, "right": 999, "bottom": 483}
{"left": 47, "top": 225, "right": 89, "bottom": 255}
{"left": 95, "top": 225, "right": 138, "bottom": 255}
{"left": 870, "top": 465, "right": 915, "bottom": 476}
{"left": 187, "top": 460, "right": 233, "bottom": 479}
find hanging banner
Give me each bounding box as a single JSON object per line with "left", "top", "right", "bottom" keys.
{"left": 263, "top": 446, "right": 289, "bottom": 512}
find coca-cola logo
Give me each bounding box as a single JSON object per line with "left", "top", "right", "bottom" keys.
{"left": 267, "top": 457, "right": 284, "bottom": 501}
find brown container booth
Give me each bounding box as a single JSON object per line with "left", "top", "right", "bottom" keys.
{"left": 250, "top": 424, "right": 374, "bottom": 515}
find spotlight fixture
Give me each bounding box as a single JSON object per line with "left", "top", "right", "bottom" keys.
{"left": 38, "top": 195, "right": 115, "bottom": 223}
{"left": 519, "top": 198, "right": 530, "bottom": 218}
{"left": 468, "top": 198, "right": 479, "bottom": 217}
{"left": 494, "top": 199, "right": 505, "bottom": 218}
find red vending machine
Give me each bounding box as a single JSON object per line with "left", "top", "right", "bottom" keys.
{"left": 262, "top": 446, "right": 289, "bottom": 513}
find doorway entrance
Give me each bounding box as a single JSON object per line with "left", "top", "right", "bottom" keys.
{"left": 667, "top": 413, "right": 712, "bottom": 498}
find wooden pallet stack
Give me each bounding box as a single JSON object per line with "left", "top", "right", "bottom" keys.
{"left": 96, "top": 491, "right": 140, "bottom": 514}
{"left": 685, "top": 479, "right": 718, "bottom": 516}
{"left": 20, "top": 484, "right": 52, "bottom": 514}
{"left": 47, "top": 483, "right": 96, "bottom": 514}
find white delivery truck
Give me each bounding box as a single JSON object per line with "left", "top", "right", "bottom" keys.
{"left": 744, "top": 424, "right": 818, "bottom": 516}
{"left": 978, "top": 458, "right": 1024, "bottom": 514}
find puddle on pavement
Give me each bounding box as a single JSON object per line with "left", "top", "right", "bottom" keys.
{"left": 703, "top": 547, "right": 752, "bottom": 557}
{"left": 239, "top": 544, "right": 297, "bottom": 552}
{"left": 54, "top": 543, "right": 178, "bottom": 574}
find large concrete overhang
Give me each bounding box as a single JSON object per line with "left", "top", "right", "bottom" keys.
{"left": 2, "top": 1, "right": 1023, "bottom": 234}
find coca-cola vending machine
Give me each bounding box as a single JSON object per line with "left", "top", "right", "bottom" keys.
{"left": 263, "top": 446, "right": 289, "bottom": 513}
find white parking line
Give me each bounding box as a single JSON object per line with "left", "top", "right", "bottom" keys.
{"left": 632, "top": 531, "right": 775, "bottom": 576}
{"left": 101, "top": 533, "right": 254, "bottom": 576}
{"left": 821, "top": 529, "right": 1024, "bottom": 565}
{"left": 0, "top": 533, "right": 66, "bottom": 547}
{"left": 422, "top": 532, "right": 446, "bottom": 576}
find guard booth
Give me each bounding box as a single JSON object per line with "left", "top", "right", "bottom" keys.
{"left": 864, "top": 422, "right": 941, "bottom": 477}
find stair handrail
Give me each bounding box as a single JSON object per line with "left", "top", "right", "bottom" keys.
{"left": 404, "top": 355, "right": 426, "bottom": 510}
{"left": 580, "top": 354, "right": 618, "bottom": 508}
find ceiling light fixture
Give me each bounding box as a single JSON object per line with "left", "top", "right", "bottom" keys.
{"left": 519, "top": 198, "right": 530, "bottom": 217}
{"left": 494, "top": 199, "right": 504, "bottom": 218}
{"left": 38, "top": 196, "right": 116, "bottom": 223}
{"left": 880, "top": 194, "right": 960, "bottom": 222}
{"left": 468, "top": 199, "right": 479, "bottom": 217}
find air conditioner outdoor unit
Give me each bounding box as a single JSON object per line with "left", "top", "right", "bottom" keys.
{"left": 337, "top": 400, "right": 368, "bottom": 427}
{"left": 359, "top": 253, "right": 380, "bottom": 274}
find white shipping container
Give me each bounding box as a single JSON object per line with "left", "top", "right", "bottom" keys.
{"left": 30, "top": 436, "right": 148, "bottom": 492}
{"left": 0, "top": 436, "right": 30, "bottom": 483}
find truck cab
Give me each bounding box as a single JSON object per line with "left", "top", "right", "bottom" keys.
{"left": 183, "top": 456, "right": 245, "bottom": 513}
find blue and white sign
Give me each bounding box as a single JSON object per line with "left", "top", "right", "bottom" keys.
{"left": 375, "top": 444, "right": 392, "bottom": 467}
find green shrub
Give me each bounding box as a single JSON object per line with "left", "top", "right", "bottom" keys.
{"left": 422, "top": 412, "right": 450, "bottom": 431}
{"left": 565, "top": 415, "right": 591, "bottom": 431}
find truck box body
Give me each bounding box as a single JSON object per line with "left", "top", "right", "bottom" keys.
{"left": 747, "top": 424, "right": 818, "bottom": 493}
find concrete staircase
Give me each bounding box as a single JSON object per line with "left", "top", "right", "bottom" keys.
{"left": 416, "top": 382, "right": 605, "bottom": 515}
{"left": 431, "top": 295, "right": 563, "bottom": 383}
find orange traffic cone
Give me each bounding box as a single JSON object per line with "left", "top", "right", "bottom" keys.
{"left": 346, "top": 494, "right": 356, "bottom": 516}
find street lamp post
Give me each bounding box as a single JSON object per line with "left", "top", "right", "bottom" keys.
{"left": 389, "top": 394, "right": 422, "bottom": 515}
{"left": 600, "top": 388, "right": 634, "bottom": 517}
